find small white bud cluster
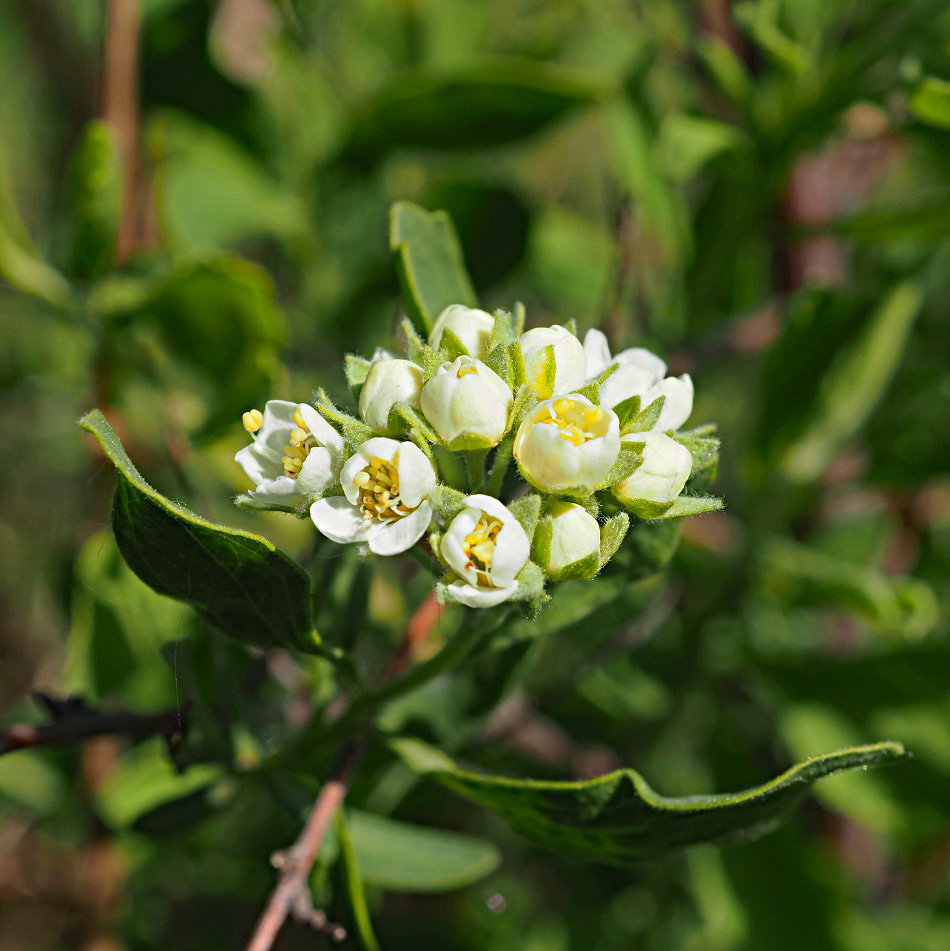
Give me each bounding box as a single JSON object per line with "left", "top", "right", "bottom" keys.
{"left": 235, "top": 303, "right": 717, "bottom": 608}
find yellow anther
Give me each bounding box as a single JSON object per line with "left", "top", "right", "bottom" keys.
{"left": 243, "top": 409, "right": 264, "bottom": 434}
{"left": 462, "top": 514, "right": 504, "bottom": 586}
{"left": 457, "top": 362, "right": 478, "bottom": 378}
{"left": 539, "top": 398, "right": 602, "bottom": 446}
{"left": 354, "top": 471, "right": 370, "bottom": 487}
{"left": 290, "top": 427, "right": 309, "bottom": 447}
{"left": 354, "top": 457, "right": 411, "bottom": 522}
{"left": 293, "top": 409, "right": 306, "bottom": 429}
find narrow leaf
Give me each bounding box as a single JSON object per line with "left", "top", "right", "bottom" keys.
{"left": 336, "top": 813, "right": 380, "bottom": 951}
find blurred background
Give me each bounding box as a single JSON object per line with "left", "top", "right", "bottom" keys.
{"left": 1, "top": 0, "right": 949, "bottom": 948}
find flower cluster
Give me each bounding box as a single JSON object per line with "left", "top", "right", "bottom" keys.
{"left": 236, "top": 305, "right": 719, "bottom": 608}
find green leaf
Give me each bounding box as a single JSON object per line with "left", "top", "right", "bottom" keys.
{"left": 0, "top": 140, "right": 72, "bottom": 308}
{"left": 654, "top": 113, "right": 745, "bottom": 181}
{"left": 389, "top": 201, "right": 477, "bottom": 332}
{"left": 344, "top": 62, "right": 605, "bottom": 158}
{"left": 232, "top": 492, "right": 299, "bottom": 516}
{"left": 68, "top": 120, "right": 122, "bottom": 280}
{"left": 79, "top": 410, "right": 319, "bottom": 653}
{"left": 908, "top": 76, "right": 950, "bottom": 129}
{"left": 392, "top": 738, "right": 906, "bottom": 864}
{"left": 336, "top": 813, "right": 380, "bottom": 951}
{"left": 779, "top": 283, "right": 923, "bottom": 482}
{"left": 345, "top": 809, "right": 501, "bottom": 893}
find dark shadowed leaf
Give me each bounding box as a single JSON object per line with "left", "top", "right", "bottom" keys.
{"left": 80, "top": 410, "right": 319, "bottom": 653}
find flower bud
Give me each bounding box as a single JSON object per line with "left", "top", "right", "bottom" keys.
{"left": 359, "top": 358, "right": 424, "bottom": 435}
{"left": 519, "top": 325, "right": 587, "bottom": 396}
{"left": 441, "top": 494, "right": 530, "bottom": 607}
{"left": 532, "top": 501, "right": 600, "bottom": 580}
{"left": 513, "top": 394, "right": 620, "bottom": 497}
{"left": 429, "top": 304, "right": 495, "bottom": 360}
{"left": 612, "top": 432, "right": 692, "bottom": 516}
{"left": 420, "top": 356, "right": 513, "bottom": 450}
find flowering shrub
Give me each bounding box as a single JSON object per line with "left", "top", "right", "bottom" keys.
{"left": 236, "top": 304, "right": 724, "bottom": 610}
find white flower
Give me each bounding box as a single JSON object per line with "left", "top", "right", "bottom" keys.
{"left": 584, "top": 328, "right": 693, "bottom": 432}
{"left": 429, "top": 304, "right": 495, "bottom": 360}
{"left": 612, "top": 432, "right": 692, "bottom": 513}
{"left": 310, "top": 437, "right": 436, "bottom": 556}
{"left": 519, "top": 325, "right": 587, "bottom": 396}
{"left": 513, "top": 394, "right": 620, "bottom": 496}
{"left": 359, "top": 358, "right": 424, "bottom": 435}
{"left": 420, "top": 356, "right": 513, "bottom": 449}
{"left": 533, "top": 501, "right": 601, "bottom": 580}
{"left": 441, "top": 494, "right": 530, "bottom": 608}
{"left": 236, "top": 400, "right": 343, "bottom": 501}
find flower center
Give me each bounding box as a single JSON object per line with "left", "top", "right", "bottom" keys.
{"left": 463, "top": 514, "right": 504, "bottom": 586}
{"left": 541, "top": 398, "right": 602, "bottom": 446}
{"left": 280, "top": 408, "right": 318, "bottom": 479}
{"left": 353, "top": 456, "right": 414, "bottom": 521}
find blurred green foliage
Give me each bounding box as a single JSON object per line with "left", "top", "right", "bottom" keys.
{"left": 1, "top": 0, "right": 949, "bottom": 948}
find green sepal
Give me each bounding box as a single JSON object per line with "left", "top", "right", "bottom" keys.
{"left": 390, "top": 400, "right": 441, "bottom": 445}
{"left": 435, "top": 485, "right": 468, "bottom": 523}
{"left": 510, "top": 560, "right": 546, "bottom": 601}
{"left": 399, "top": 317, "right": 427, "bottom": 364}
{"left": 508, "top": 493, "right": 542, "bottom": 543}
{"left": 644, "top": 495, "right": 724, "bottom": 520}
{"left": 574, "top": 381, "right": 600, "bottom": 404}
{"left": 614, "top": 496, "right": 675, "bottom": 519}
{"left": 488, "top": 308, "right": 516, "bottom": 350}
{"left": 428, "top": 530, "right": 445, "bottom": 567}
{"left": 344, "top": 354, "right": 372, "bottom": 395}
{"left": 622, "top": 396, "right": 666, "bottom": 435}
{"left": 446, "top": 432, "right": 499, "bottom": 452}
{"left": 512, "top": 301, "right": 526, "bottom": 337}
{"left": 564, "top": 317, "right": 579, "bottom": 337}
{"left": 678, "top": 422, "right": 717, "bottom": 438}
{"left": 315, "top": 388, "right": 376, "bottom": 447}
{"left": 578, "top": 495, "right": 600, "bottom": 517}
{"left": 509, "top": 340, "right": 527, "bottom": 388}
{"left": 485, "top": 342, "right": 515, "bottom": 387}
{"left": 422, "top": 346, "right": 447, "bottom": 383}
{"left": 508, "top": 384, "right": 538, "bottom": 431}
{"left": 530, "top": 344, "right": 558, "bottom": 399}
{"left": 233, "top": 493, "right": 298, "bottom": 516}
{"left": 676, "top": 434, "right": 720, "bottom": 494}
{"left": 439, "top": 325, "right": 470, "bottom": 360}
{"left": 598, "top": 445, "right": 644, "bottom": 490}
{"left": 598, "top": 512, "right": 630, "bottom": 569}
{"left": 612, "top": 394, "right": 641, "bottom": 429}
{"left": 592, "top": 362, "right": 619, "bottom": 386}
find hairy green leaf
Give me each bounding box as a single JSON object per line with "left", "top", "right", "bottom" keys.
{"left": 392, "top": 738, "right": 906, "bottom": 863}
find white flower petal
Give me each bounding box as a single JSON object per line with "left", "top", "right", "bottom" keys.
{"left": 488, "top": 520, "right": 530, "bottom": 588}
{"left": 583, "top": 328, "right": 613, "bottom": 378}
{"left": 651, "top": 374, "right": 693, "bottom": 432}
{"left": 358, "top": 437, "right": 401, "bottom": 464}
{"left": 249, "top": 476, "right": 300, "bottom": 501}
{"left": 235, "top": 442, "right": 281, "bottom": 486}
{"left": 445, "top": 579, "right": 519, "bottom": 609}
{"left": 253, "top": 400, "right": 298, "bottom": 457}
{"left": 613, "top": 346, "right": 667, "bottom": 379}
{"left": 297, "top": 403, "right": 344, "bottom": 454}
{"left": 394, "top": 442, "right": 437, "bottom": 508}
{"left": 296, "top": 447, "right": 338, "bottom": 495}
{"left": 367, "top": 502, "right": 433, "bottom": 556}
{"left": 340, "top": 451, "right": 370, "bottom": 504}
{"left": 599, "top": 363, "right": 661, "bottom": 410}
{"left": 310, "top": 497, "right": 368, "bottom": 544}
{"left": 441, "top": 509, "right": 480, "bottom": 581}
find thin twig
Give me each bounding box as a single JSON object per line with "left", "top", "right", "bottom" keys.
{"left": 0, "top": 693, "right": 187, "bottom": 757}
{"left": 246, "top": 593, "right": 451, "bottom": 950}
{"left": 246, "top": 743, "right": 361, "bottom": 950}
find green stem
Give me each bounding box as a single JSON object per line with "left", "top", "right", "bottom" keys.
{"left": 485, "top": 436, "right": 514, "bottom": 497}
{"left": 464, "top": 449, "right": 487, "bottom": 492}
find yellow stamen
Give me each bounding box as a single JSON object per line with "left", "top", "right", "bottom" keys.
{"left": 539, "top": 399, "right": 603, "bottom": 446}
{"left": 457, "top": 361, "right": 478, "bottom": 378}
{"left": 243, "top": 409, "right": 264, "bottom": 434}
{"left": 293, "top": 409, "right": 306, "bottom": 429}
{"left": 462, "top": 514, "right": 504, "bottom": 587}
{"left": 353, "top": 457, "right": 412, "bottom": 521}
